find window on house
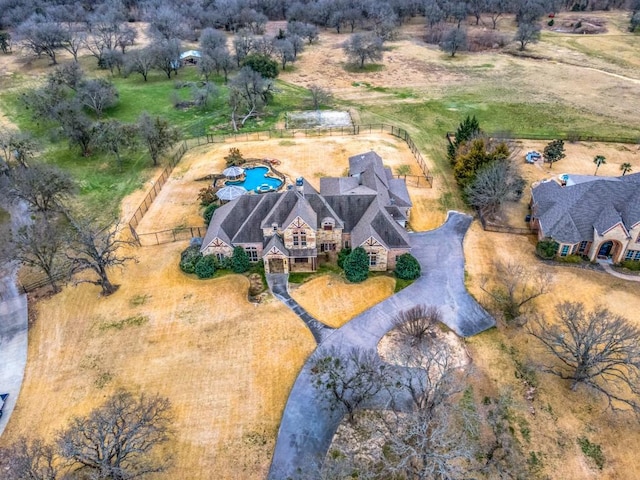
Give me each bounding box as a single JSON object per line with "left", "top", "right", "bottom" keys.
{"left": 344, "top": 240, "right": 350, "bottom": 249}
{"left": 294, "top": 257, "right": 308, "bottom": 264}
{"left": 245, "top": 247, "right": 258, "bottom": 262}
{"left": 320, "top": 243, "right": 336, "bottom": 252}
{"left": 323, "top": 224, "right": 333, "bottom": 231}
{"left": 578, "top": 241, "right": 588, "bottom": 253}
{"left": 368, "top": 252, "right": 377, "bottom": 266}
{"left": 215, "top": 253, "right": 225, "bottom": 262}
{"left": 626, "top": 250, "right": 640, "bottom": 261}
{"left": 292, "top": 229, "right": 307, "bottom": 247}
{"left": 560, "top": 245, "right": 570, "bottom": 257}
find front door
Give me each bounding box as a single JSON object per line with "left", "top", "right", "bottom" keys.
{"left": 269, "top": 258, "right": 285, "bottom": 274}
{"left": 598, "top": 241, "right": 613, "bottom": 258}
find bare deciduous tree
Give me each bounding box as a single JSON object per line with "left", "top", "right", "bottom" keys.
{"left": 77, "top": 78, "right": 119, "bottom": 118}
{"left": 343, "top": 32, "right": 384, "bottom": 68}
{"left": 0, "top": 127, "right": 38, "bottom": 167}
{"left": 308, "top": 84, "right": 332, "bottom": 110}
{"left": 529, "top": 301, "right": 640, "bottom": 414}
{"left": 124, "top": 47, "right": 154, "bottom": 81}
{"left": 0, "top": 437, "right": 58, "bottom": 480}
{"left": 310, "top": 347, "right": 389, "bottom": 423}
{"left": 480, "top": 260, "right": 551, "bottom": 322}
{"left": 58, "top": 390, "right": 172, "bottom": 479}
{"left": 12, "top": 215, "right": 68, "bottom": 293}
{"left": 8, "top": 163, "right": 75, "bottom": 213}
{"left": 137, "top": 113, "right": 180, "bottom": 166}
{"left": 464, "top": 159, "right": 525, "bottom": 219}
{"left": 322, "top": 341, "right": 479, "bottom": 480}
{"left": 228, "top": 66, "right": 273, "bottom": 131}
{"left": 393, "top": 304, "right": 441, "bottom": 344}
{"left": 66, "top": 218, "right": 136, "bottom": 296}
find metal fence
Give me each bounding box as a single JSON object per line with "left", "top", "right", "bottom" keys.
{"left": 128, "top": 141, "right": 188, "bottom": 229}
{"left": 477, "top": 209, "right": 532, "bottom": 236}
{"left": 128, "top": 123, "right": 435, "bottom": 246}
{"left": 134, "top": 226, "right": 208, "bottom": 246}
{"left": 447, "top": 131, "right": 640, "bottom": 145}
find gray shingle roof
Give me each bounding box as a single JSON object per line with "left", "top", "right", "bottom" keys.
{"left": 264, "top": 234, "right": 288, "bottom": 255}
{"left": 531, "top": 173, "right": 640, "bottom": 243}
{"left": 202, "top": 151, "right": 415, "bottom": 256}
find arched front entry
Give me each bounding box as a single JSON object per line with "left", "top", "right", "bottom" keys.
{"left": 596, "top": 240, "right": 622, "bottom": 261}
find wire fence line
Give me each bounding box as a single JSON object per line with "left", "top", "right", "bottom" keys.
{"left": 128, "top": 123, "right": 435, "bottom": 246}
{"left": 476, "top": 209, "right": 533, "bottom": 236}
{"left": 447, "top": 131, "right": 640, "bottom": 146}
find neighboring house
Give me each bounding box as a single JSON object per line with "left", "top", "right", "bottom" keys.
{"left": 201, "top": 151, "right": 413, "bottom": 273}
{"left": 529, "top": 173, "right": 640, "bottom": 263}
{"left": 180, "top": 50, "right": 202, "bottom": 65}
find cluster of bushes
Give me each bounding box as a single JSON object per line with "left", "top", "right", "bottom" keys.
{"left": 536, "top": 238, "right": 559, "bottom": 259}
{"left": 179, "top": 245, "right": 250, "bottom": 279}
{"left": 620, "top": 260, "right": 640, "bottom": 271}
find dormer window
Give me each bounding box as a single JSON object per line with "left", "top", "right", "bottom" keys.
{"left": 322, "top": 217, "right": 335, "bottom": 231}
{"left": 272, "top": 223, "right": 278, "bottom": 231}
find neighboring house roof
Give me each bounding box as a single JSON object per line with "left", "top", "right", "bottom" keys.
{"left": 201, "top": 151, "right": 414, "bottom": 254}
{"left": 531, "top": 173, "right": 640, "bottom": 243}
{"left": 180, "top": 50, "right": 202, "bottom": 59}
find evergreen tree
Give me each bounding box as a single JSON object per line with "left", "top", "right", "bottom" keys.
{"left": 394, "top": 253, "right": 421, "bottom": 280}
{"left": 448, "top": 115, "right": 481, "bottom": 163}
{"left": 231, "top": 246, "right": 250, "bottom": 273}
{"left": 343, "top": 247, "right": 369, "bottom": 283}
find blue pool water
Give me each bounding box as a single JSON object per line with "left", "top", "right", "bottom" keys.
{"left": 226, "top": 166, "right": 283, "bottom": 193}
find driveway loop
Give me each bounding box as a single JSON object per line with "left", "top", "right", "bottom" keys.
{"left": 268, "top": 212, "right": 495, "bottom": 479}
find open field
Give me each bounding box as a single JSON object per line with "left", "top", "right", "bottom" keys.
{"left": 1, "top": 9, "right": 640, "bottom": 480}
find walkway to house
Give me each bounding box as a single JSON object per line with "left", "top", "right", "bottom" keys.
{"left": 267, "top": 212, "right": 495, "bottom": 479}
{"left": 266, "top": 274, "right": 335, "bottom": 343}
{"left": 598, "top": 261, "right": 640, "bottom": 282}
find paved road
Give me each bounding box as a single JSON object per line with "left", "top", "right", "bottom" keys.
{"left": 268, "top": 212, "right": 495, "bottom": 479}
{"left": 266, "top": 273, "right": 334, "bottom": 343}
{"left": 0, "top": 293, "right": 28, "bottom": 437}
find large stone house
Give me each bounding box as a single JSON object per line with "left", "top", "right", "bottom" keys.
{"left": 529, "top": 173, "right": 640, "bottom": 263}
{"left": 200, "top": 151, "right": 413, "bottom": 273}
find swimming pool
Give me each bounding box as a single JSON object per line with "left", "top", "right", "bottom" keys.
{"left": 226, "top": 166, "right": 283, "bottom": 193}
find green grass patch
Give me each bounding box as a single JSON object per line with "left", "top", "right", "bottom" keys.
{"left": 278, "top": 140, "right": 296, "bottom": 146}
{"left": 129, "top": 294, "right": 152, "bottom": 307}
{"left": 288, "top": 264, "right": 343, "bottom": 284}
{"left": 578, "top": 437, "right": 605, "bottom": 470}
{"left": 393, "top": 277, "right": 414, "bottom": 293}
{"left": 100, "top": 314, "right": 149, "bottom": 331}
{"left": 0, "top": 207, "right": 9, "bottom": 225}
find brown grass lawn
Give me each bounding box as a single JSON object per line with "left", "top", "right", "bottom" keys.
{"left": 4, "top": 241, "right": 316, "bottom": 479}
{"left": 290, "top": 275, "right": 396, "bottom": 328}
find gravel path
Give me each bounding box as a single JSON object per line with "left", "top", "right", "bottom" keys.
{"left": 267, "top": 212, "right": 494, "bottom": 479}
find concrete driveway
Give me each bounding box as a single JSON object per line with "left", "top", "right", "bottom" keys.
{"left": 268, "top": 212, "right": 495, "bottom": 479}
